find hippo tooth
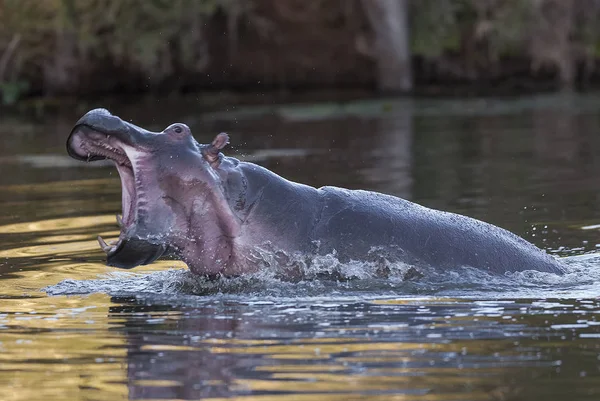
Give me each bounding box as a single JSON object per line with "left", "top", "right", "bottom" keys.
{"left": 116, "top": 214, "right": 124, "bottom": 227}
{"left": 97, "top": 236, "right": 112, "bottom": 253}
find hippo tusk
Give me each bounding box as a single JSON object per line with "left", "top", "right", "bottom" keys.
{"left": 97, "top": 236, "right": 113, "bottom": 253}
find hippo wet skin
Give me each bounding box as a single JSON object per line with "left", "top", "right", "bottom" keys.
{"left": 66, "top": 109, "right": 565, "bottom": 277}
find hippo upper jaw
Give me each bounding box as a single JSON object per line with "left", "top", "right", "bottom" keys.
{"left": 67, "top": 109, "right": 183, "bottom": 268}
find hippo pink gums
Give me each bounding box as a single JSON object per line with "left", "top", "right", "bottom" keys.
{"left": 66, "top": 109, "right": 565, "bottom": 278}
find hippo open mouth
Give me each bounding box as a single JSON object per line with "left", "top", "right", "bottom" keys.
{"left": 69, "top": 126, "right": 137, "bottom": 248}
{"left": 67, "top": 109, "right": 168, "bottom": 268}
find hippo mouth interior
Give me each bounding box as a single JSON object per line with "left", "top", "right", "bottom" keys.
{"left": 68, "top": 126, "right": 141, "bottom": 257}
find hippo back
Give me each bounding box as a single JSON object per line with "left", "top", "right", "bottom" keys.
{"left": 312, "top": 186, "right": 564, "bottom": 274}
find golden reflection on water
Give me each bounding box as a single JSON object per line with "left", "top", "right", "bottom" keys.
{"left": 0, "top": 178, "right": 118, "bottom": 196}
{"left": 0, "top": 238, "right": 108, "bottom": 258}
{"left": 230, "top": 377, "right": 491, "bottom": 399}
{"left": 209, "top": 395, "right": 489, "bottom": 401}
{"left": 0, "top": 215, "right": 116, "bottom": 234}
{"left": 0, "top": 213, "right": 182, "bottom": 289}
{"left": 0, "top": 291, "right": 128, "bottom": 401}
{"left": 200, "top": 337, "right": 517, "bottom": 399}
{"left": 0, "top": 212, "right": 176, "bottom": 401}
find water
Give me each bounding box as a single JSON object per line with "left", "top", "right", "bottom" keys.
{"left": 1, "top": 93, "right": 600, "bottom": 400}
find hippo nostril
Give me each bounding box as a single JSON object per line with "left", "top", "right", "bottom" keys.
{"left": 174, "top": 126, "right": 183, "bottom": 134}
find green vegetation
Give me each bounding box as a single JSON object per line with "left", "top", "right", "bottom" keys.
{"left": 2, "top": 0, "right": 600, "bottom": 103}
{"left": 0, "top": 0, "right": 246, "bottom": 104}
{"left": 411, "top": 0, "right": 532, "bottom": 58}
{"left": 410, "top": 0, "right": 600, "bottom": 87}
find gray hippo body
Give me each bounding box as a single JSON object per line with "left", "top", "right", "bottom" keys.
{"left": 221, "top": 161, "right": 563, "bottom": 275}
{"left": 66, "top": 109, "right": 565, "bottom": 277}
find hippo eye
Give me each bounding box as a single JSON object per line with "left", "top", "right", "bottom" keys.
{"left": 174, "top": 125, "right": 183, "bottom": 134}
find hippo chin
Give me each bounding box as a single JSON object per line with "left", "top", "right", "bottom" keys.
{"left": 66, "top": 108, "right": 565, "bottom": 278}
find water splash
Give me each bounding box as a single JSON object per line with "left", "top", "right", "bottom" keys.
{"left": 44, "top": 251, "right": 600, "bottom": 300}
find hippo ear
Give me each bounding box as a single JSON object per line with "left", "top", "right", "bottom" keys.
{"left": 203, "top": 132, "right": 229, "bottom": 165}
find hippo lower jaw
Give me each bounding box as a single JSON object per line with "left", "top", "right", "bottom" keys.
{"left": 67, "top": 123, "right": 167, "bottom": 268}
{"left": 101, "top": 236, "right": 168, "bottom": 268}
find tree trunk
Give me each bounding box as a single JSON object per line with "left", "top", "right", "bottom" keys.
{"left": 529, "top": 0, "right": 575, "bottom": 91}
{"left": 361, "top": 0, "right": 412, "bottom": 93}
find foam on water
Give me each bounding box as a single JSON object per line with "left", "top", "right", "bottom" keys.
{"left": 44, "top": 251, "right": 600, "bottom": 301}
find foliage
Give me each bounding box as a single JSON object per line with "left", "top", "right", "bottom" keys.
{"left": 3, "top": 0, "right": 600, "bottom": 99}
{"left": 410, "top": 0, "right": 600, "bottom": 87}
{"left": 0, "top": 0, "right": 247, "bottom": 98}
{"left": 410, "top": 0, "right": 534, "bottom": 59}
{"left": 410, "top": 0, "right": 462, "bottom": 57}
{"left": 0, "top": 80, "right": 28, "bottom": 105}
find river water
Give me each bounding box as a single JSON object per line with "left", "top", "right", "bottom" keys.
{"left": 1, "top": 93, "right": 600, "bottom": 400}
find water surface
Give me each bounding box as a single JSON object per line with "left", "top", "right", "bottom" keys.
{"left": 1, "top": 94, "right": 600, "bottom": 400}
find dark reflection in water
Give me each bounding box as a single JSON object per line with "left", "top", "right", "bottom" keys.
{"left": 2, "top": 94, "right": 600, "bottom": 400}
{"left": 114, "top": 297, "right": 600, "bottom": 400}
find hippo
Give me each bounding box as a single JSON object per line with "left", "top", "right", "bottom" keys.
{"left": 66, "top": 108, "right": 565, "bottom": 278}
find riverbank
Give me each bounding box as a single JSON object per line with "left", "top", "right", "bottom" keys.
{"left": 3, "top": 0, "right": 600, "bottom": 107}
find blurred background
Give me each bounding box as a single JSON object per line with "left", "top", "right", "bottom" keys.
{"left": 1, "top": 0, "right": 600, "bottom": 105}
